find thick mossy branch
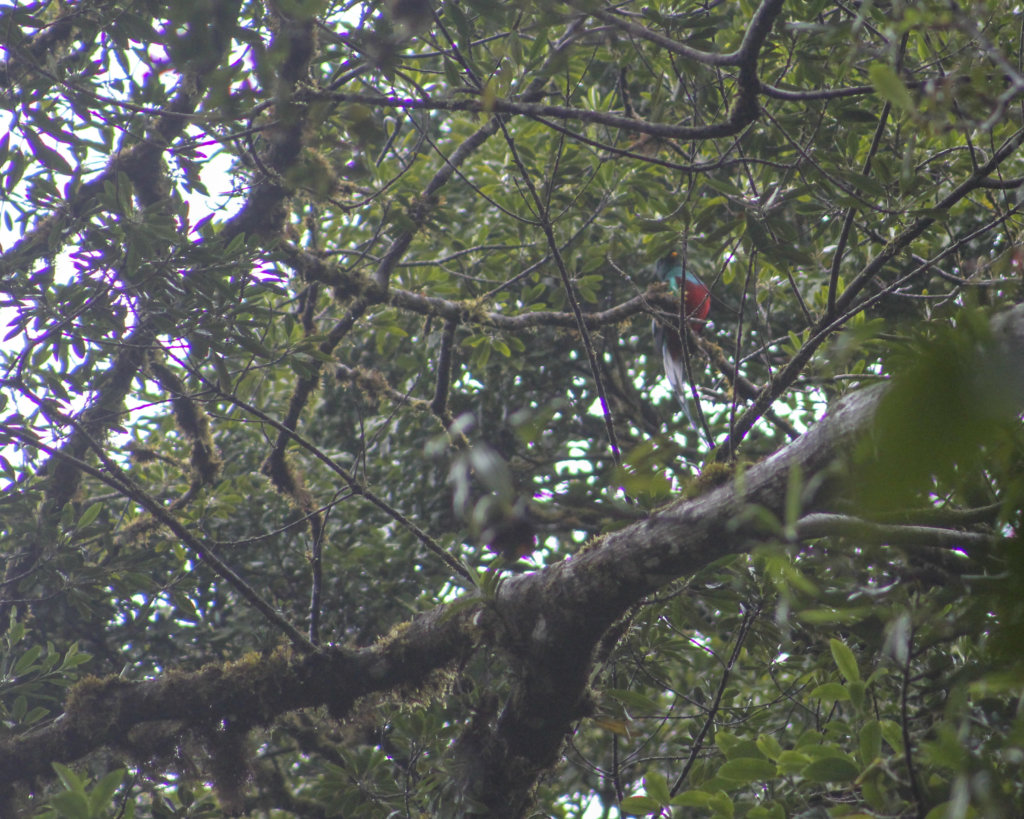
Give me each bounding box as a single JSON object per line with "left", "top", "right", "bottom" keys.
{"left": 0, "top": 3, "right": 244, "bottom": 635}
{"left": 2, "top": 308, "right": 1021, "bottom": 808}
{"left": 219, "top": 8, "right": 317, "bottom": 245}
{"left": 455, "top": 304, "right": 1024, "bottom": 816}
{"left": 150, "top": 360, "right": 222, "bottom": 486}
{"left": 0, "top": 602, "right": 482, "bottom": 788}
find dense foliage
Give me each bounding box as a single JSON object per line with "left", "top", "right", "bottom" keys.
{"left": 1, "top": 0, "right": 1023, "bottom": 816}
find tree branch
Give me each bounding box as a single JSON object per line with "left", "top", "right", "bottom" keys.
{"left": 716, "top": 127, "right": 1024, "bottom": 460}
{"left": 578, "top": 0, "right": 784, "bottom": 67}
{"left": 458, "top": 303, "right": 1024, "bottom": 815}
{"left": 0, "top": 600, "right": 482, "bottom": 788}
{"left": 793, "top": 513, "right": 997, "bottom": 551}
{"left": 4, "top": 305, "right": 1022, "bottom": 813}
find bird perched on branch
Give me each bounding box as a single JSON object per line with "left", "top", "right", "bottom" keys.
{"left": 652, "top": 251, "right": 714, "bottom": 448}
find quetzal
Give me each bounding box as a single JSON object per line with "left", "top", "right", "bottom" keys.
{"left": 652, "top": 252, "right": 714, "bottom": 447}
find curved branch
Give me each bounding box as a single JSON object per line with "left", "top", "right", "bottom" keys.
{"left": 199, "top": 376, "right": 474, "bottom": 584}
{"left": 290, "top": 248, "right": 663, "bottom": 329}
{"left": 314, "top": 46, "right": 779, "bottom": 143}
{"left": 793, "top": 513, "right": 997, "bottom": 551}
{"left": 0, "top": 600, "right": 482, "bottom": 788}
{"left": 716, "top": 126, "right": 1024, "bottom": 460}
{"left": 580, "top": 0, "right": 784, "bottom": 67}
{"left": 5, "top": 307, "right": 1022, "bottom": 811}
{"left": 758, "top": 81, "right": 877, "bottom": 100}
{"left": 1, "top": 424, "right": 315, "bottom": 652}
{"left": 459, "top": 303, "right": 1024, "bottom": 815}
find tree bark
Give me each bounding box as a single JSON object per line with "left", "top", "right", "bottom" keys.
{"left": 3, "top": 305, "right": 1022, "bottom": 815}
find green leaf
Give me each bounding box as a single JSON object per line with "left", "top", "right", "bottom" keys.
{"left": 619, "top": 795, "right": 662, "bottom": 814}
{"left": 13, "top": 644, "right": 44, "bottom": 676}
{"left": 76, "top": 502, "right": 103, "bottom": 529}
{"left": 445, "top": 2, "right": 474, "bottom": 50}
{"left": 755, "top": 734, "right": 783, "bottom": 761}
{"left": 715, "top": 731, "right": 764, "bottom": 760}
{"left": 829, "top": 638, "right": 860, "bottom": 683}
{"left": 924, "top": 802, "right": 978, "bottom": 819}
{"left": 848, "top": 679, "right": 866, "bottom": 712}
{"left": 605, "top": 689, "right": 661, "bottom": 713}
{"left": 809, "top": 682, "right": 849, "bottom": 702}
{"left": 52, "top": 762, "right": 86, "bottom": 795}
{"left": 801, "top": 756, "right": 859, "bottom": 783}
{"left": 707, "top": 791, "right": 735, "bottom": 818}
{"left": 636, "top": 218, "right": 674, "bottom": 233}
{"left": 797, "top": 606, "right": 874, "bottom": 625}
{"left": 47, "top": 789, "right": 91, "bottom": 819}
{"left": 716, "top": 757, "right": 776, "bottom": 784}
{"left": 671, "top": 790, "right": 715, "bottom": 807}
{"left": 776, "top": 750, "right": 810, "bottom": 775}
{"left": 58, "top": 641, "right": 92, "bottom": 671}
{"left": 879, "top": 719, "right": 905, "bottom": 755}
{"left": 746, "top": 805, "right": 787, "bottom": 819}
{"left": 89, "top": 768, "right": 126, "bottom": 812}
{"left": 23, "top": 705, "right": 51, "bottom": 725}
{"left": 24, "top": 127, "right": 74, "bottom": 175}
{"left": 860, "top": 720, "right": 882, "bottom": 764}
{"left": 868, "top": 62, "right": 915, "bottom": 111}
{"left": 643, "top": 771, "right": 670, "bottom": 803}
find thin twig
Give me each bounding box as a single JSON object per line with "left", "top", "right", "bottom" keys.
{"left": 900, "top": 621, "right": 926, "bottom": 818}
{"left": 496, "top": 118, "right": 627, "bottom": 476}
{"left": 669, "top": 605, "right": 759, "bottom": 796}
{"left": 2, "top": 424, "right": 316, "bottom": 653}
{"left": 200, "top": 379, "right": 475, "bottom": 584}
